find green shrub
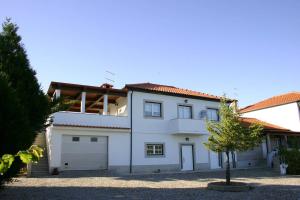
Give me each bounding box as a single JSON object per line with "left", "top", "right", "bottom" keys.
{"left": 280, "top": 148, "right": 300, "bottom": 175}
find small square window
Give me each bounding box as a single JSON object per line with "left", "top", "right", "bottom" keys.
{"left": 146, "top": 144, "right": 164, "bottom": 156}
{"left": 91, "top": 137, "right": 98, "bottom": 142}
{"left": 72, "top": 137, "right": 80, "bottom": 142}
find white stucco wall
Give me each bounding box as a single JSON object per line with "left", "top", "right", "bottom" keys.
{"left": 130, "top": 91, "right": 221, "bottom": 167}
{"left": 109, "top": 97, "right": 128, "bottom": 116}
{"left": 46, "top": 126, "right": 130, "bottom": 171}
{"left": 131, "top": 91, "right": 220, "bottom": 134}
{"left": 132, "top": 133, "right": 209, "bottom": 166}
{"left": 242, "top": 102, "right": 300, "bottom": 131}
{"left": 47, "top": 90, "right": 224, "bottom": 172}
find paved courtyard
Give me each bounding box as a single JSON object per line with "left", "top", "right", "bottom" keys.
{"left": 1, "top": 168, "right": 300, "bottom": 200}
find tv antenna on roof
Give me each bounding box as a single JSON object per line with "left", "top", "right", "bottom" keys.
{"left": 105, "top": 70, "right": 116, "bottom": 84}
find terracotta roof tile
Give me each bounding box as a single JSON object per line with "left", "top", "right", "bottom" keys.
{"left": 125, "top": 82, "right": 231, "bottom": 101}
{"left": 240, "top": 92, "right": 300, "bottom": 113}
{"left": 239, "top": 117, "right": 289, "bottom": 131}
{"left": 239, "top": 117, "right": 300, "bottom": 135}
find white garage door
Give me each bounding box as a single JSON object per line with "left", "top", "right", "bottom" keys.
{"left": 61, "top": 135, "right": 108, "bottom": 170}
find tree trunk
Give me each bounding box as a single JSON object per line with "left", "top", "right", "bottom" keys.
{"left": 225, "top": 151, "right": 231, "bottom": 185}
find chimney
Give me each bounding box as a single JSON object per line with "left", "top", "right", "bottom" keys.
{"left": 100, "top": 83, "right": 113, "bottom": 89}
{"left": 230, "top": 100, "right": 238, "bottom": 113}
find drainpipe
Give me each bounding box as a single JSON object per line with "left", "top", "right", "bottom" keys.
{"left": 130, "top": 91, "right": 133, "bottom": 173}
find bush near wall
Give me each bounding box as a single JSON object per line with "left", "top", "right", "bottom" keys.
{"left": 280, "top": 148, "right": 300, "bottom": 175}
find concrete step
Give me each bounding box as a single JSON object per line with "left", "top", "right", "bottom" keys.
{"left": 29, "top": 132, "right": 50, "bottom": 177}
{"left": 31, "top": 171, "right": 49, "bottom": 174}
{"left": 31, "top": 173, "right": 49, "bottom": 177}
{"left": 32, "top": 166, "right": 48, "bottom": 170}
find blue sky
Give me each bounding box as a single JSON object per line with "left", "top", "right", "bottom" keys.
{"left": 1, "top": 0, "right": 299, "bottom": 107}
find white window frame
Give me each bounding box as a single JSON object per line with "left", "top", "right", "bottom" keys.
{"left": 207, "top": 108, "right": 219, "bottom": 121}
{"left": 90, "top": 137, "right": 98, "bottom": 142}
{"left": 178, "top": 105, "right": 193, "bottom": 119}
{"left": 144, "top": 101, "right": 163, "bottom": 118}
{"left": 72, "top": 136, "right": 80, "bottom": 142}
{"left": 145, "top": 143, "right": 165, "bottom": 157}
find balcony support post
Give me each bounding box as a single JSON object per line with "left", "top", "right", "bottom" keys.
{"left": 103, "top": 94, "right": 108, "bottom": 115}
{"left": 54, "top": 89, "right": 61, "bottom": 99}
{"left": 81, "top": 91, "right": 86, "bottom": 113}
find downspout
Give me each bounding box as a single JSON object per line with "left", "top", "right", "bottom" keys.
{"left": 130, "top": 90, "right": 133, "bottom": 173}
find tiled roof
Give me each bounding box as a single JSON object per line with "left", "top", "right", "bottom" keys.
{"left": 125, "top": 82, "right": 232, "bottom": 101}
{"left": 240, "top": 92, "right": 300, "bottom": 113}
{"left": 239, "top": 117, "right": 289, "bottom": 131}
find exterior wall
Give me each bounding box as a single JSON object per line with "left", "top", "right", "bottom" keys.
{"left": 52, "top": 112, "right": 130, "bottom": 128}
{"left": 236, "top": 145, "right": 265, "bottom": 168}
{"left": 131, "top": 133, "right": 210, "bottom": 173}
{"left": 131, "top": 91, "right": 220, "bottom": 134}
{"left": 130, "top": 91, "right": 221, "bottom": 172}
{"left": 46, "top": 126, "right": 130, "bottom": 173}
{"left": 242, "top": 102, "right": 300, "bottom": 132}
{"left": 109, "top": 97, "right": 128, "bottom": 116}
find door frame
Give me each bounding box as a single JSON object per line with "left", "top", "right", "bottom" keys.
{"left": 180, "top": 144, "right": 195, "bottom": 171}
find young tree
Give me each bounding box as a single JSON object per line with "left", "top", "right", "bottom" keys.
{"left": 0, "top": 19, "right": 49, "bottom": 184}
{"left": 204, "top": 98, "right": 263, "bottom": 185}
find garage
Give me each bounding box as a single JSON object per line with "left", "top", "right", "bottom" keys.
{"left": 61, "top": 135, "right": 108, "bottom": 170}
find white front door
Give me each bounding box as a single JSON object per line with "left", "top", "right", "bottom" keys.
{"left": 210, "top": 151, "right": 222, "bottom": 169}
{"left": 181, "top": 145, "right": 194, "bottom": 171}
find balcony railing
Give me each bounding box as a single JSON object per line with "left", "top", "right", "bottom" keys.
{"left": 51, "top": 111, "right": 130, "bottom": 129}
{"left": 168, "top": 118, "right": 209, "bottom": 135}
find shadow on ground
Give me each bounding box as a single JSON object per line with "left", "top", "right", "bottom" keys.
{"left": 1, "top": 184, "right": 300, "bottom": 200}
{"left": 32, "top": 168, "right": 286, "bottom": 182}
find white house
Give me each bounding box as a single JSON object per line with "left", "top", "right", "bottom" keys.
{"left": 240, "top": 92, "right": 300, "bottom": 151}
{"left": 44, "top": 82, "right": 299, "bottom": 174}
{"left": 240, "top": 92, "right": 300, "bottom": 132}
{"left": 239, "top": 92, "right": 300, "bottom": 167}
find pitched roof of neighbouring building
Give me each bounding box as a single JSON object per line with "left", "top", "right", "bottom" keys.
{"left": 239, "top": 117, "right": 289, "bottom": 131}
{"left": 240, "top": 92, "right": 300, "bottom": 113}
{"left": 239, "top": 117, "right": 300, "bottom": 135}
{"left": 125, "top": 82, "right": 233, "bottom": 102}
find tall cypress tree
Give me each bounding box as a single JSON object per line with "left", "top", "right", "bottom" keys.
{"left": 0, "top": 19, "right": 49, "bottom": 184}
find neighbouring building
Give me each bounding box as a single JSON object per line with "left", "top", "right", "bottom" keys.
{"left": 44, "top": 82, "right": 300, "bottom": 174}
{"left": 239, "top": 92, "right": 300, "bottom": 167}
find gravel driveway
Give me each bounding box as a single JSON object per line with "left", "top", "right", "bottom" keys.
{"left": 1, "top": 168, "right": 300, "bottom": 200}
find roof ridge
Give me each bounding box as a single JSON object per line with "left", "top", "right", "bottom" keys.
{"left": 240, "top": 91, "right": 300, "bottom": 113}
{"left": 125, "top": 82, "right": 230, "bottom": 101}
{"left": 126, "top": 82, "right": 177, "bottom": 88}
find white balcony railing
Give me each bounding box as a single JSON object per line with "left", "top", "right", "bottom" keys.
{"left": 51, "top": 111, "right": 130, "bottom": 128}
{"left": 168, "top": 118, "right": 209, "bottom": 135}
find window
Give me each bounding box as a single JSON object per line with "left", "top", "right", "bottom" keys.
{"left": 287, "top": 136, "right": 300, "bottom": 149}
{"left": 90, "top": 137, "right": 98, "bottom": 142}
{"left": 146, "top": 144, "right": 164, "bottom": 156}
{"left": 72, "top": 136, "right": 80, "bottom": 142}
{"left": 207, "top": 108, "right": 219, "bottom": 121}
{"left": 178, "top": 105, "right": 192, "bottom": 119}
{"left": 144, "top": 101, "right": 162, "bottom": 117}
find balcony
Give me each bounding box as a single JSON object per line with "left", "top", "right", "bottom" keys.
{"left": 168, "top": 118, "right": 209, "bottom": 135}
{"left": 51, "top": 111, "right": 130, "bottom": 129}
